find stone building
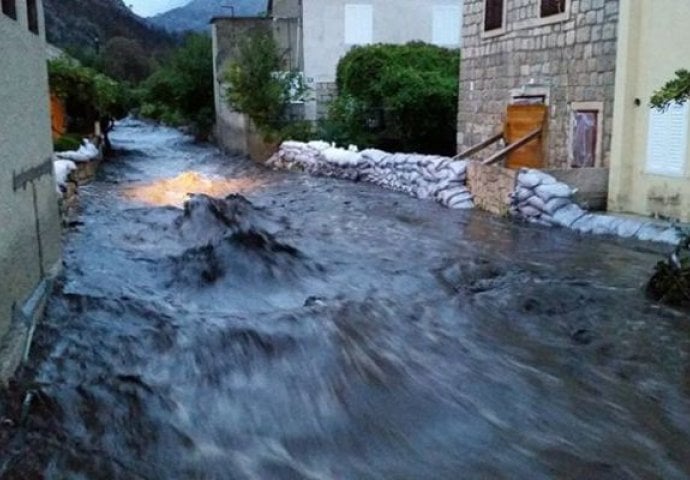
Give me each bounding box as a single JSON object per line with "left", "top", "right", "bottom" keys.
{"left": 457, "top": 0, "right": 619, "bottom": 170}
{"left": 0, "top": 0, "right": 62, "bottom": 381}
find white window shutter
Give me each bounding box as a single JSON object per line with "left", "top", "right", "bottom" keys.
{"left": 345, "top": 4, "right": 373, "bottom": 45}
{"left": 645, "top": 102, "right": 689, "bottom": 177}
{"left": 432, "top": 5, "right": 461, "bottom": 46}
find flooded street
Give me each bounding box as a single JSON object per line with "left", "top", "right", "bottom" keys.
{"left": 2, "top": 120, "right": 690, "bottom": 479}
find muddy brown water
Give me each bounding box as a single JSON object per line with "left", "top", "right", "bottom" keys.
{"left": 1, "top": 120, "right": 689, "bottom": 479}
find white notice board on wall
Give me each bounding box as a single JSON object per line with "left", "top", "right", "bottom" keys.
{"left": 645, "top": 102, "right": 689, "bottom": 177}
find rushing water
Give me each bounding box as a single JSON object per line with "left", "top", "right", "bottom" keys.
{"left": 1, "top": 120, "right": 689, "bottom": 479}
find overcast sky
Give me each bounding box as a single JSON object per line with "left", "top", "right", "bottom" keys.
{"left": 126, "top": 0, "right": 190, "bottom": 17}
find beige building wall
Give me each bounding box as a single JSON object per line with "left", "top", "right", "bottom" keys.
{"left": 608, "top": 0, "right": 690, "bottom": 222}
{"left": 302, "top": 0, "right": 462, "bottom": 120}
{"left": 0, "top": 1, "right": 62, "bottom": 381}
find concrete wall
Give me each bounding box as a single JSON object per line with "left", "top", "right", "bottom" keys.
{"left": 302, "top": 0, "right": 463, "bottom": 120}
{"left": 270, "top": 0, "right": 302, "bottom": 18}
{"left": 608, "top": 0, "right": 690, "bottom": 222}
{"left": 0, "top": 1, "right": 62, "bottom": 381}
{"left": 457, "top": 0, "right": 619, "bottom": 169}
{"left": 211, "top": 17, "right": 300, "bottom": 155}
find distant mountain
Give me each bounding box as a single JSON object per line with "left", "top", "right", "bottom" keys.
{"left": 43, "top": 0, "right": 174, "bottom": 51}
{"left": 149, "top": 0, "right": 268, "bottom": 33}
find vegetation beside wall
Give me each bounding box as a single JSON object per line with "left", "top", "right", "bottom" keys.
{"left": 324, "top": 42, "right": 460, "bottom": 155}
{"left": 53, "top": 133, "right": 83, "bottom": 152}
{"left": 650, "top": 69, "right": 690, "bottom": 110}
{"left": 223, "top": 31, "right": 310, "bottom": 142}
{"left": 647, "top": 229, "right": 690, "bottom": 309}
{"left": 48, "top": 57, "right": 132, "bottom": 136}
{"left": 138, "top": 34, "right": 215, "bottom": 139}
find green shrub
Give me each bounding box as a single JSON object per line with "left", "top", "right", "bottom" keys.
{"left": 326, "top": 42, "right": 460, "bottom": 155}
{"left": 647, "top": 229, "right": 690, "bottom": 308}
{"left": 139, "top": 33, "right": 214, "bottom": 139}
{"left": 53, "top": 134, "right": 82, "bottom": 152}
{"left": 224, "top": 30, "right": 307, "bottom": 140}
{"left": 651, "top": 69, "right": 690, "bottom": 110}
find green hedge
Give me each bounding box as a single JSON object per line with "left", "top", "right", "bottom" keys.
{"left": 53, "top": 133, "right": 82, "bottom": 152}
{"left": 325, "top": 42, "right": 460, "bottom": 155}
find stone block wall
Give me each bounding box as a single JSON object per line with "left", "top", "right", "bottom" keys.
{"left": 457, "top": 0, "right": 619, "bottom": 169}
{"left": 467, "top": 161, "right": 518, "bottom": 215}
{"left": 315, "top": 82, "right": 338, "bottom": 120}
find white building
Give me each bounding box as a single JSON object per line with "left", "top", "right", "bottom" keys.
{"left": 1, "top": 0, "right": 62, "bottom": 381}
{"left": 272, "top": 0, "right": 464, "bottom": 120}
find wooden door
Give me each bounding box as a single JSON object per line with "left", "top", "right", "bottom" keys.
{"left": 50, "top": 93, "right": 67, "bottom": 140}
{"left": 504, "top": 104, "right": 547, "bottom": 169}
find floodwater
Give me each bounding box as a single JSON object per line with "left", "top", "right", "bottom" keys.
{"left": 1, "top": 120, "right": 689, "bottom": 479}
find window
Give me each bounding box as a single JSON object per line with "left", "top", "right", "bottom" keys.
{"left": 27, "top": 0, "right": 38, "bottom": 34}
{"left": 570, "top": 102, "right": 603, "bottom": 168}
{"left": 344, "top": 4, "right": 373, "bottom": 45}
{"left": 484, "top": 0, "right": 504, "bottom": 32}
{"left": 571, "top": 111, "right": 598, "bottom": 168}
{"left": 2, "top": 0, "right": 16, "bottom": 19}
{"left": 432, "top": 5, "right": 461, "bottom": 46}
{"left": 646, "top": 103, "right": 689, "bottom": 177}
{"left": 541, "top": 0, "right": 567, "bottom": 17}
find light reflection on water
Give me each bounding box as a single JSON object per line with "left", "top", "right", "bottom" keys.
{"left": 122, "top": 171, "right": 265, "bottom": 207}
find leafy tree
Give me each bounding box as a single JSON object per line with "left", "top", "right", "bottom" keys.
{"left": 139, "top": 33, "right": 215, "bottom": 138}
{"left": 101, "top": 37, "right": 152, "bottom": 84}
{"left": 650, "top": 70, "right": 690, "bottom": 110}
{"left": 224, "top": 30, "right": 308, "bottom": 139}
{"left": 325, "top": 42, "right": 460, "bottom": 155}
{"left": 48, "top": 57, "right": 131, "bottom": 133}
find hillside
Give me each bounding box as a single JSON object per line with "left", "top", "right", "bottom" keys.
{"left": 149, "top": 0, "right": 267, "bottom": 33}
{"left": 43, "top": 0, "right": 174, "bottom": 51}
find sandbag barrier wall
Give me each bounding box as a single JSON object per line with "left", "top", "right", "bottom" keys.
{"left": 52, "top": 139, "right": 102, "bottom": 224}
{"left": 511, "top": 169, "right": 680, "bottom": 244}
{"left": 267, "top": 141, "right": 474, "bottom": 209}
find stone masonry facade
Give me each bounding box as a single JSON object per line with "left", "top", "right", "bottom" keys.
{"left": 457, "top": 0, "right": 619, "bottom": 169}
{"left": 314, "top": 82, "right": 338, "bottom": 120}
{"left": 467, "top": 162, "right": 518, "bottom": 215}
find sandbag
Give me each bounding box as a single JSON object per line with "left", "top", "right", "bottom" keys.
{"left": 543, "top": 197, "right": 571, "bottom": 215}
{"left": 513, "top": 187, "right": 533, "bottom": 202}
{"left": 551, "top": 203, "right": 587, "bottom": 227}
{"left": 525, "top": 195, "right": 548, "bottom": 213}
{"left": 519, "top": 205, "right": 542, "bottom": 217}
{"left": 517, "top": 172, "right": 543, "bottom": 189}
{"left": 534, "top": 183, "right": 574, "bottom": 202}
